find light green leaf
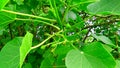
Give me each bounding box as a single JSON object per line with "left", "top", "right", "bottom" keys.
{"left": 20, "top": 32, "right": 33, "bottom": 68}
{"left": 0, "top": 0, "right": 9, "bottom": 10}
{"left": 0, "top": 29, "right": 4, "bottom": 35}
{"left": 0, "top": 37, "right": 23, "bottom": 68}
{"left": 65, "top": 42, "right": 116, "bottom": 68}
{"left": 92, "top": 34, "right": 115, "bottom": 47}
{"left": 116, "top": 60, "right": 120, "bottom": 68}
{"left": 69, "top": 0, "right": 99, "bottom": 5}
{"left": 103, "top": 44, "right": 113, "bottom": 52}
{"left": 66, "top": 11, "right": 77, "bottom": 22}
{"left": 87, "top": 0, "right": 120, "bottom": 15}
{"left": 13, "top": 0, "right": 24, "bottom": 5}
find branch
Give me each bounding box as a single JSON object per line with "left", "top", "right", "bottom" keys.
{"left": 8, "top": 24, "right": 14, "bottom": 39}
{"left": 1, "top": 9, "right": 56, "bottom": 22}
{"left": 82, "top": 27, "right": 92, "bottom": 42}
{"left": 31, "top": 30, "right": 63, "bottom": 50}
{"left": 16, "top": 18, "right": 60, "bottom": 30}
{"left": 82, "top": 20, "right": 118, "bottom": 30}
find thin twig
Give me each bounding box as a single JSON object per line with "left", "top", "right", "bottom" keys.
{"left": 16, "top": 18, "right": 60, "bottom": 30}
{"left": 82, "top": 20, "right": 117, "bottom": 30}
{"left": 1, "top": 9, "right": 56, "bottom": 22}
{"left": 82, "top": 28, "right": 92, "bottom": 42}
{"left": 31, "top": 30, "right": 63, "bottom": 49}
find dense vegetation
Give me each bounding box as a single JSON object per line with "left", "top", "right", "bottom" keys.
{"left": 0, "top": 0, "right": 120, "bottom": 68}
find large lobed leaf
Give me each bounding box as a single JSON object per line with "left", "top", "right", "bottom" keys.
{"left": 65, "top": 42, "right": 116, "bottom": 68}
{"left": 0, "top": 32, "right": 33, "bottom": 68}
{"left": 116, "top": 60, "right": 120, "bottom": 68}
{"left": 0, "top": 37, "right": 23, "bottom": 68}
{"left": 68, "top": 0, "right": 99, "bottom": 5}
{"left": 87, "top": 0, "right": 120, "bottom": 15}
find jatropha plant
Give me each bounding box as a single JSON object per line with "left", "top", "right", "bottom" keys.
{"left": 0, "top": 0, "right": 120, "bottom": 68}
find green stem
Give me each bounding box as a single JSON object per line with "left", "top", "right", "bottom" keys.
{"left": 49, "top": 0, "right": 62, "bottom": 29}
{"left": 31, "top": 30, "right": 63, "bottom": 49}
{"left": 1, "top": 9, "right": 56, "bottom": 22}
{"left": 70, "top": 41, "right": 78, "bottom": 50}
{"left": 16, "top": 18, "right": 60, "bottom": 30}
{"left": 43, "top": 41, "right": 65, "bottom": 48}
{"left": 53, "top": 0, "right": 62, "bottom": 26}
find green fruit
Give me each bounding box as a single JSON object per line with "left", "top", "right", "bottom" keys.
{"left": 51, "top": 44, "right": 57, "bottom": 47}
{"left": 41, "top": 46, "right": 46, "bottom": 50}
{"left": 66, "top": 23, "right": 71, "bottom": 28}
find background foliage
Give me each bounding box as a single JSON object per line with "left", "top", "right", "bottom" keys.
{"left": 0, "top": 0, "right": 120, "bottom": 68}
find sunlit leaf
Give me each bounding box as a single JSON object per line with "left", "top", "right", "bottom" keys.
{"left": 66, "top": 11, "right": 77, "bottom": 22}
{"left": 0, "top": 0, "right": 9, "bottom": 10}
{"left": 70, "top": 0, "right": 99, "bottom": 5}
{"left": 0, "top": 37, "right": 23, "bottom": 68}
{"left": 65, "top": 42, "right": 116, "bottom": 68}
{"left": 0, "top": 5, "right": 16, "bottom": 29}
{"left": 116, "top": 60, "right": 120, "bottom": 68}
{"left": 20, "top": 32, "right": 33, "bottom": 68}
{"left": 87, "top": 0, "right": 120, "bottom": 15}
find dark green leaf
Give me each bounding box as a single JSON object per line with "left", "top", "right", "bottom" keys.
{"left": 13, "top": 0, "right": 24, "bottom": 5}
{"left": 22, "top": 63, "right": 32, "bottom": 68}
{"left": 54, "top": 45, "right": 73, "bottom": 55}
{"left": 40, "top": 57, "right": 54, "bottom": 68}
{"left": 40, "top": 51, "right": 55, "bottom": 68}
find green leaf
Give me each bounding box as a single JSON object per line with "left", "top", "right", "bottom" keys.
{"left": 0, "top": 5, "right": 16, "bottom": 29}
{"left": 68, "top": 0, "right": 99, "bottom": 5}
{"left": 0, "top": 11, "right": 16, "bottom": 28}
{"left": 20, "top": 32, "right": 33, "bottom": 68}
{"left": 65, "top": 42, "right": 116, "bottom": 68}
{"left": 116, "top": 60, "right": 120, "bottom": 68}
{"left": 54, "top": 45, "right": 73, "bottom": 55}
{"left": 0, "top": 37, "right": 23, "bottom": 68}
{"left": 40, "top": 57, "right": 54, "bottom": 68}
{"left": 87, "top": 0, "right": 120, "bottom": 15}
{"left": 22, "top": 63, "right": 32, "bottom": 68}
{"left": 66, "top": 11, "right": 77, "bottom": 22}
{"left": 0, "top": 29, "right": 4, "bottom": 35}
{"left": 55, "top": 55, "right": 66, "bottom": 68}
{"left": 103, "top": 44, "right": 113, "bottom": 52}
{"left": 40, "top": 53, "right": 55, "bottom": 68}
{"left": 0, "top": 0, "right": 9, "bottom": 10}
{"left": 13, "top": 0, "right": 24, "bottom": 5}
{"left": 92, "top": 34, "right": 115, "bottom": 47}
